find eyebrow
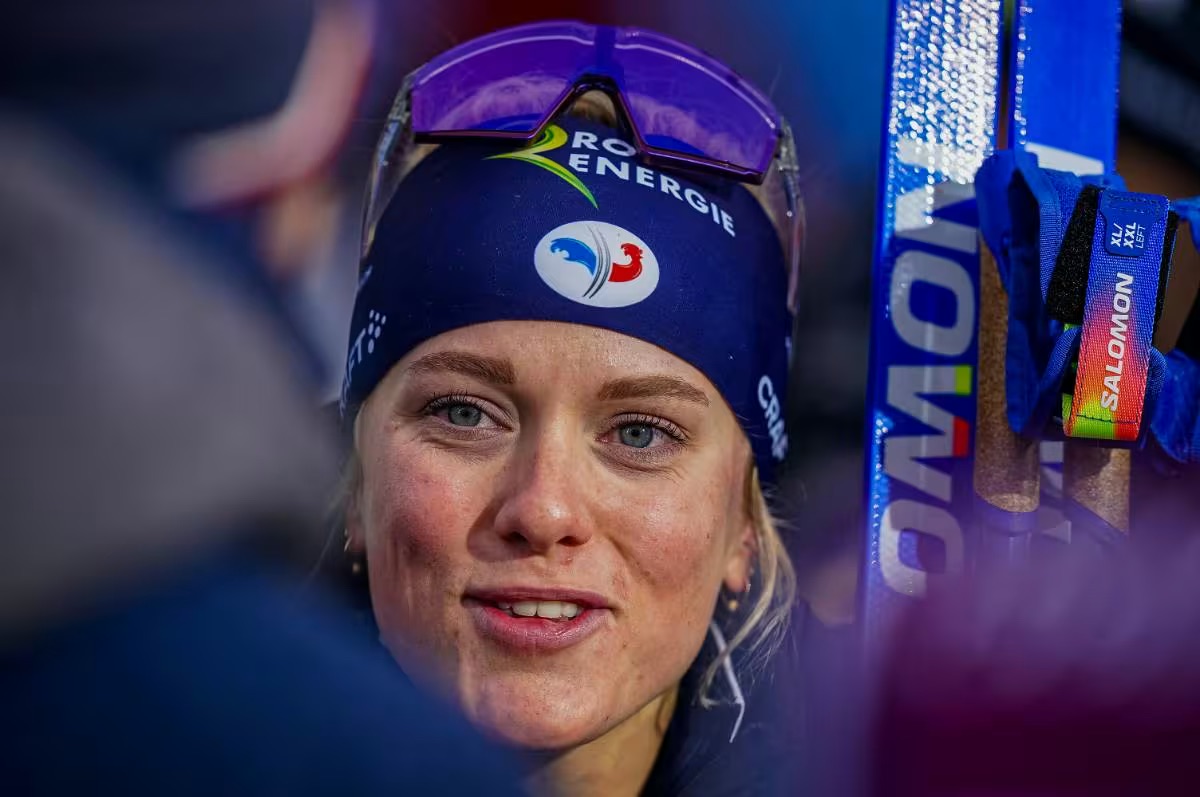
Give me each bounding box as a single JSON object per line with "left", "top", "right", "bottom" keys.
{"left": 598, "top": 375, "right": 710, "bottom": 407}
{"left": 405, "top": 351, "right": 516, "bottom": 385}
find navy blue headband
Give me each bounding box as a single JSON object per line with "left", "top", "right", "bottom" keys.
{"left": 342, "top": 118, "right": 793, "bottom": 484}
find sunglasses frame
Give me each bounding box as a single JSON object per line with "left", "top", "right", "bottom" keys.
{"left": 362, "top": 24, "right": 805, "bottom": 312}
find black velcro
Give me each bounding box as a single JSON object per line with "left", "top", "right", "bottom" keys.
{"left": 1046, "top": 188, "right": 1178, "bottom": 332}
{"left": 1178, "top": 294, "right": 1200, "bottom": 359}
{"left": 1155, "top": 210, "right": 1180, "bottom": 328}
{"left": 1045, "top": 185, "right": 1102, "bottom": 324}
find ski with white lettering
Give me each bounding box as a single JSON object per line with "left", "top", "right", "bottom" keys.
{"left": 861, "top": 0, "right": 1126, "bottom": 643}
{"left": 859, "top": 0, "right": 1003, "bottom": 645}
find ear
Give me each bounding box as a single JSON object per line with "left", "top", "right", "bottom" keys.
{"left": 344, "top": 487, "right": 367, "bottom": 554}
{"left": 343, "top": 420, "right": 368, "bottom": 555}
{"left": 722, "top": 518, "right": 756, "bottom": 595}
{"left": 338, "top": 404, "right": 374, "bottom": 555}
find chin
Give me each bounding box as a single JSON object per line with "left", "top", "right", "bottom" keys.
{"left": 465, "top": 676, "right": 616, "bottom": 751}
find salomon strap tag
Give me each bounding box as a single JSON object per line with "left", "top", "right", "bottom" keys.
{"left": 1063, "top": 190, "right": 1175, "bottom": 441}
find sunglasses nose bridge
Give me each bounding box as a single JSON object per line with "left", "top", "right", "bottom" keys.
{"left": 548, "top": 75, "right": 643, "bottom": 142}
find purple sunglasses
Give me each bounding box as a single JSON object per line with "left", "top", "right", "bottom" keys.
{"left": 363, "top": 20, "right": 803, "bottom": 309}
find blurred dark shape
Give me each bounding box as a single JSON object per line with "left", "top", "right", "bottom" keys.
{"left": 0, "top": 1, "right": 522, "bottom": 793}
{"left": 1120, "top": 0, "right": 1200, "bottom": 543}
{"left": 0, "top": 115, "right": 338, "bottom": 638}
{"left": 0, "top": 0, "right": 312, "bottom": 181}
{"left": 870, "top": 535, "right": 1200, "bottom": 797}
{"left": 1120, "top": 0, "right": 1200, "bottom": 178}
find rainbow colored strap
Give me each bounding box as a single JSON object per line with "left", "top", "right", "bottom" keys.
{"left": 1062, "top": 191, "right": 1172, "bottom": 441}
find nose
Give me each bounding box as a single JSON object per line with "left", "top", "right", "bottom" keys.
{"left": 489, "top": 426, "right": 594, "bottom": 554}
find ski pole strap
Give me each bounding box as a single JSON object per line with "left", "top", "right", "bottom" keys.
{"left": 1149, "top": 197, "right": 1200, "bottom": 464}
{"left": 1061, "top": 190, "right": 1174, "bottom": 441}
{"left": 975, "top": 150, "right": 1177, "bottom": 442}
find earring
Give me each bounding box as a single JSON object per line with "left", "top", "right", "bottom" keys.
{"left": 724, "top": 577, "right": 751, "bottom": 613}
{"left": 344, "top": 528, "right": 364, "bottom": 576}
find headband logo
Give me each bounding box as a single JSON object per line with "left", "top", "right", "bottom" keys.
{"left": 534, "top": 221, "right": 659, "bottom": 308}
{"left": 758, "top": 375, "right": 789, "bottom": 461}
{"left": 339, "top": 308, "right": 387, "bottom": 414}
{"left": 489, "top": 124, "right": 738, "bottom": 237}
{"left": 488, "top": 125, "right": 598, "bottom": 208}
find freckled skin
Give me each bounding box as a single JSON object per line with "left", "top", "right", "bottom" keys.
{"left": 348, "top": 320, "right": 753, "bottom": 751}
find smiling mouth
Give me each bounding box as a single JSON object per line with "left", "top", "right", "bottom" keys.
{"left": 466, "top": 593, "right": 607, "bottom": 652}
{"left": 491, "top": 599, "right": 582, "bottom": 620}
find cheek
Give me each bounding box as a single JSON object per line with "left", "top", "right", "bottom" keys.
{"left": 617, "top": 467, "right": 738, "bottom": 620}
{"left": 368, "top": 461, "right": 453, "bottom": 558}
{"left": 359, "top": 442, "right": 490, "bottom": 655}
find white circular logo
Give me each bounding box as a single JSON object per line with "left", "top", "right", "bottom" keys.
{"left": 534, "top": 221, "right": 660, "bottom": 308}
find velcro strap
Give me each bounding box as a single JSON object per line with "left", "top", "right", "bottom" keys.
{"left": 1149, "top": 196, "right": 1200, "bottom": 464}
{"left": 1173, "top": 197, "right": 1200, "bottom": 362}
{"left": 1063, "top": 191, "right": 1174, "bottom": 441}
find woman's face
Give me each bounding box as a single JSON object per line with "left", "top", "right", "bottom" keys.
{"left": 349, "top": 320, "right": 754, "bottom": 749}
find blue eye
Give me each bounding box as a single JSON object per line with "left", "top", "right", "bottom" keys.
{"left": 618, "top": 423, "right": 656, "bottom": 448}
{"left": 446, "top": 403, "right": 483, "bottom": 427}
{"left": 424, "top": 395, "right": 497, "bottom": 429}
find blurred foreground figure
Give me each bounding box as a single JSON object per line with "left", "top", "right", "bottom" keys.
{"left": 0, "top": 2, "right": 521, "bottom": 794}
{"left": 871, "top": 537, "right": 1200, "bottom": 797}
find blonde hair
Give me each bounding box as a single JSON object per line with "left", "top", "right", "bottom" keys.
{"left": 358, "top": 86, "right": 798, "bottom": 704}
{"left": 696, "top": 459, "right": 797, "bottom": 704}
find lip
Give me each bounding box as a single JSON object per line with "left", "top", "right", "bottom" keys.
{"left": 464, "top": 586, "right": 612, "bottom": 654}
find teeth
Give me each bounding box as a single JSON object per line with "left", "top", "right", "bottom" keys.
{"left": 496, "top": 600, "right": 583, "bottom": 620}
{"left": 536, "top": 602, "right": 564, "bottom": 619}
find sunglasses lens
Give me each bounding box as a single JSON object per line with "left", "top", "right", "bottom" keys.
{"left": 411, "top": 24, "right": 594, "bottom": 134}
{"left": 614, "top": 30, "right": 779, "bottom": 177}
